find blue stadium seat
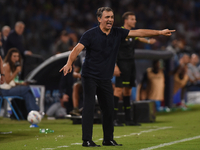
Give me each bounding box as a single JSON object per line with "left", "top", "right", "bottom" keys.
{"left": 0, "top": 96, "right": 23, "bottom": 120}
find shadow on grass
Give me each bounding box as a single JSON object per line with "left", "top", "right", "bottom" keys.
{"left": 0, "top": 132, "right": 31, "bottom": 143}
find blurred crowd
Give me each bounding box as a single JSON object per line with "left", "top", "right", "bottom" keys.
{"left": 1, "top": 0, "right": 200, "bottom": 59}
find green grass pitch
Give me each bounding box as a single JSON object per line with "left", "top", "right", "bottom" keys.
{"left": 1, "top": 105, "right": 200, "bottom": 150}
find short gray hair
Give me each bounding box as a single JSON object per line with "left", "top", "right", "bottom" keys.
{"left": 2, "top": 25, "right": 10, "bottom": 32}
{"left": 96, "top": 7, "right": 113, "bottom": 19}
{"left": 15, "top": 21, "right": 25, "bottom": 27}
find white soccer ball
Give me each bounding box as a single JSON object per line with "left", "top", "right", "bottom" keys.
{"left": 27, "top": 110, "right": 42, "bottom": 124}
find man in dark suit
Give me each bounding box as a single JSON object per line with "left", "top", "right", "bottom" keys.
{"left": 1, "top": 26, "right": 11, "bottom": 57}
{"left": 0, "top": 32, "right": 4, "bottom": 58}
{"left": 5, "top": 21, "right": 32, "bottom": 58}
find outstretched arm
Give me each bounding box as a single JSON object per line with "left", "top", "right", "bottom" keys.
{"left": 59, "top": 43, "right": 84, "bottom": 76}
{"left": 128, "top": 29, "right": 175, "bottom": 38}
{"left": 138, "top": 38, "right": 156, "bottom": 44}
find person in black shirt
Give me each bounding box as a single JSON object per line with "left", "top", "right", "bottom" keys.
{"left": 60, "top": 7, "right": 175, "bottom": 147}
{"left": 113, "top": 12, "right": 156, "bottom": 126}
{"left": 0, "top": 32, "right": 4, "bottom": 58}
{"left": 70, "top": 50, "right": 86, "bottom": 116}
{"left": 5, "top": 21, "right": 32, "bottom": 58}
{"left": 1, "top": 26, "right": 11, "bottom": 59}
{"left": 59, "top": 72, "right": 74, "bottom": 115}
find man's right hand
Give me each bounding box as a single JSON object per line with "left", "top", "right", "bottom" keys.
{"left": 159, "top": 29, "right": 176, "bottom": 36}
{"left": 59, "top": 63, "right": 72, "bottom": 76}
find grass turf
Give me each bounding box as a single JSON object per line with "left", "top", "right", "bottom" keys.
{"left": 0, "top": 105, "right": 200, "bottom": 150}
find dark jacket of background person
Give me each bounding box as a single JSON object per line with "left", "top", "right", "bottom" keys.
{"left": 46, "top": 72, "right": 74, "bottom": 117}
{"left": 5, "top": 30, "right": 25, "bottom": 58}
{"left": 1, "top": 36, "right": 6, "bottom": 52}
{"left": 0, "top": 32, "right": 4, "bottom": 58}
{"left": 59, "top": 71, "right": 74, "bottom": 114}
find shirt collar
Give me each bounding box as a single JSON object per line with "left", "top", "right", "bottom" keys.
{"left": 97, "top": 26, "right": 113, "bottom": 36}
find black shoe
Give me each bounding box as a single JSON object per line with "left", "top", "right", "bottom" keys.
{"left": 125, "top": 121, "right": 141, "bottom": 126}
{"left": 102, "top": 140, "right": 122, "bottom": 146}
{"left": 113, "top": 120, "right": 124, "bottom": 126}
{"left": 82, "top": 140, "right": 101, "bottom": 147}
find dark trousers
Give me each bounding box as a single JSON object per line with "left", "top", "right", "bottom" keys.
{"left": 82, "top": 76, "right": 114, "bottom": 141}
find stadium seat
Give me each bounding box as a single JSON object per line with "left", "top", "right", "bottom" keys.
{"left": 0, "top": 96, "right": 23, "bottom": 121}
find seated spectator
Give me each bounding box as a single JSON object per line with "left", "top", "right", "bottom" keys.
{"left": 173, "top": 65, "right": 189, "bottom": 95}
{"left": 0, "top": 48, "right": 39, "bottom": 113}
{"left": 178, "top": 53, "right": 190, "bottom": 67}
{"left": 46, "top": 96, "right": 67, "bottom": 119}
{"left": 172, "top": 64, "right": 189, "bottom": 109}
{"left": 5, "top": 21, "right": 32, "bottom": 58}
{"left": 53, "top": 30, "right": 78, "bottom": 54}
{"left": 139, "top": 60, "right": 165, "bottom": 111}
{"left": 70, "top": 50, "right": 86, "bottom": 116}
{"left": 46, "top": 72, "right": 74, "bottom": 118}
{"left": 187, "top": 54, "right": 200, "bottom": 86}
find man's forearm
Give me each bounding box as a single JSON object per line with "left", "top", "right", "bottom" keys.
{"left": 128, "top": 29, "right": 175, "bottom": 37}
{"left": 129, "top": 29, "right": 161, "bottom": 37}
{"left": 67, "top": 44, "right": 84, "bottom": 66}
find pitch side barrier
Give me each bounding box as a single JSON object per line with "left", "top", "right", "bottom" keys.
{"left": 134, "top": 49, "right": 174, "bottom": 108}
{"left": 25, "top": 50, "right": 174, "bottom": 109}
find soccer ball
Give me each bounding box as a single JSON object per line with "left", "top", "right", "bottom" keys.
{"left": 27, "top": 110, "right": 42, "bottom": 124}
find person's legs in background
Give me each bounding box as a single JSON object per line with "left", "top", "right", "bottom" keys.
{"left": 70, "top": 81, "right": 82, "bottom": 116}
{"left": 1, "top": 85, "right": 39, "bottom": 113}
{"left": 113, "top": 87, "right": 123, "bottom": 126}
{"left": 123, "top": 87, "right": 133, "bottom": 125}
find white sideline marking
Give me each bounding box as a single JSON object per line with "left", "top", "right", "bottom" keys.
{"left": 69, "top": 127, "right": 173, "bottom": 145}
{"left": 71, "top": 143, "right": 82, "bottom": 145}
{"left": 43, "top": 126, "right": 172, "bottom": 149}
{"left": 42, "top": 145, "right": 69, "bottom": 150}
{"left": 140, "top": 135, "right": 200, "bottom": 150}
{"left": 101, "top": 126, "right": 172, "bottom": 141}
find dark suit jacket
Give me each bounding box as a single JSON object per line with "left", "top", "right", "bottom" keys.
{"left": 5, "top": 30, "right": 25, "bottom": 58}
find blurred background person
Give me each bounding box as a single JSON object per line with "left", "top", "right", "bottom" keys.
{"left": 0, "top": 32, "right": 4, "bottom": 58}
{"left": 187, "top": 53, "right": 200, "bottom": 87}
{"left": 1, "top": 26, "right": 11, "bottom": 53}
{"left": 170, "top": 53, "right": 190, "bottom": 109}
{"left": 0, "top": 55, "right": 5, "bottom": 84}
{"left": 52, "top": 30, "right": 78, "bottom": 55}
{"left": 70, "top": 50, "right": 86, "bottom": 116}
{"left": 178, "top": 53, "right": 190, "bottom": 67}
{"left": 166, "top": 39, "right": 185, "bottom": 55}
{"left": 166, "top": 39, "right": 185, "bottom": 68}
{"left": 0, "top": 48, "right": 39, "bottom": 113}
{"left": 5, "top": 21, "right": 32, "bottom": 58}
{"left": 45, "top": 71, "right": 74, "bottom": 118}
{"left": 172, "top": 64, "right": 189, "bottom": 109}
{"left": 139, "top": 60, "right": 165, "bottom": 112}
{"left": 58, "top": 72, "right": 74, "bottom": 115}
